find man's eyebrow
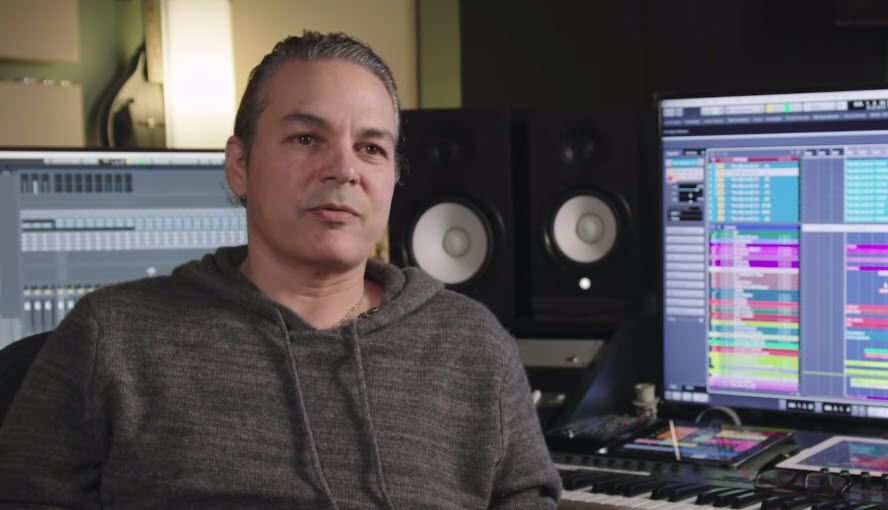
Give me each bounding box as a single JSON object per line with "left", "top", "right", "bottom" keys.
{"left": 279, "top": 112, "right": 328, "bottom": 127}
{"left": 359, "top": 127, "right": 395, "bottom": 145}
{"left": 280, "top": 111, "right": 394, "bottom": 144}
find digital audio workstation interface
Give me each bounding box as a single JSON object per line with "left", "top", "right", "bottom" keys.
{"left": 660, "top": 89, "right": 888, "bottom": 422}
{"left": 0, "top": 150, "right": 245, "bottom": 348}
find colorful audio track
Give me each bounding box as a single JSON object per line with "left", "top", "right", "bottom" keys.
{"left": 845, "top": 158, "right": 888, "bottom": 223}
{"left": 707, "top": 156, "right": 799, "bottom": 224}
{"left": 707, "top": 154, "right": 801, "bottom": 395}
{"left": 708, "top": 226, "right": 800, "bottom": 394}
{"left": 844, "top": 235, "right": 888, "bottom": 400}
{"left": 843, "top": 158, "right": 888, "bottom": 400}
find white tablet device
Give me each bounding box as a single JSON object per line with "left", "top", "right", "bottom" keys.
{"left": 776, "top": 436, "right": 888, "bottom": 476}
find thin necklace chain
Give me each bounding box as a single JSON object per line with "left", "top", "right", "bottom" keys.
{"left": 335, "top": 292, "right": 364, "bottom": 328}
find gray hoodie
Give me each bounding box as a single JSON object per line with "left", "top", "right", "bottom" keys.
{"left": 0, "top": 246, "right": 560, "bottom": 508}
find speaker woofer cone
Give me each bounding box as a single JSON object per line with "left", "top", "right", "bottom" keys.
{"left": 550, "top": 194, "right": 618, "bottom": 264}
{"left": 410, "top": 201, "right": 491, "bottom": 284}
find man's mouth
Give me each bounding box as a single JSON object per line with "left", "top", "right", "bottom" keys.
{"left": 313, "top": 202, "right": 358, "bottom": 215}
{"left": 309, "top": 202, "right": 360, "bottom": 221}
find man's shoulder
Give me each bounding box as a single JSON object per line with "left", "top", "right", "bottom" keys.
{"left": 428, "top": 287, "right": 500, "bottom": 323}
{"left": 82, "top": 272, "right": 212, "bottom": 311}
{"left": 65, "top": 271, "right": 256, "bottom": 342}
{"left": 415, "top": 287, "right": 515, "bottom": 357}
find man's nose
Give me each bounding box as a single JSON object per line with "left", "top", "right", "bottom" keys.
{"left": 321, "top": 144, "right": 358, "bottom": 185}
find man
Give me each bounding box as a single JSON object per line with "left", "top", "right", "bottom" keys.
{"left": 0, "top": 31, "right": 561, "bottom": 508}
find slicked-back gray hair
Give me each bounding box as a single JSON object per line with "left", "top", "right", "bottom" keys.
{"left": 233, "top": 30, "right": 402, "bottom": 172}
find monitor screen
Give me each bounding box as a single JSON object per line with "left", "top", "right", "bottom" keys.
{"left": 0, "top": 149, "right": 245, "bottom": 348}
{"left": 660, "top": 88, "right": 888, "bottom": 422}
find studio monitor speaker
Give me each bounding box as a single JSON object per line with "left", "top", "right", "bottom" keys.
{"left": 389, "top": 109, "right": 517, "bottom": 326}
{"left": 520, "top": 111, "right": 642, "bottom": 330}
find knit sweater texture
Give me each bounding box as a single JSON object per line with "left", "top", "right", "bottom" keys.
{"left": 0, "top": 246, "right": 561, "bottom": 508}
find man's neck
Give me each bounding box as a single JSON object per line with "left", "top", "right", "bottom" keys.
{"left": 239, "top": 248, "right": 370, "bottom": 330}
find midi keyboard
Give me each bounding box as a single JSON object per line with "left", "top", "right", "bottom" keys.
{"left": 554, "top": 454, "right": 888, "bottom": 510}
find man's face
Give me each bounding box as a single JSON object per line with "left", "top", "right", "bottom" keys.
{"left": 226, "top": 59, "right": 397, "bottom": 271}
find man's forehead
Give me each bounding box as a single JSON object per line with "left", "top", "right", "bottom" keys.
{"left": 261, "top": 60, "right": 396, "bottom": 129}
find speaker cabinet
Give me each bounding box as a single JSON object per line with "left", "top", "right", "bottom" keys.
{"left": 389, "top": 109, "right": 517, "bottom": 326}
{"left": 520, "top": 111, "right": 641, "bottom": 330}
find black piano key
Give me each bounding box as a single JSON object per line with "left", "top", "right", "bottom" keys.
{"left": 623, "top": 479, "right": 669, "bottom": 497}
{"left": 651, "top": 483, "right": 692, "bottom": 500}
{"left": 557, "top": 470, "right": 577, "bottom": 484}
{"left": 559, "top": 471, "right": 593, "bottom": 490}
{"left": 811, "top": 501, "right": 845, "bottom": 510}
{"left": 668, "top": 484, "right": 712, "bottom": 502}
{"left": 732, "top": 492, "right": 769, "bottom": 508}
{"left": 560, "top": 476, "right": 587, "bottom": 491}
{"left": 579, "top": 472, "right": 626, "bottom": 487}
{"left": 558, "top": 470, "right": 587, "bottom": 486}
{"left": 698, "top": 488, "right": 743, "bottom": 505}
{"left": 845, "top": 504, "right": 886, "bottom": 510}
{"left": 822, "top": 502, "right": 860, "bottom": 510}
{"left": 604, "top": 475, "right": 649, "bottom": 494}
{"left": 782, "top": 496, "right": 817, "bottom": 510}
{"left": 762, "top": 495, "right": 799, "bottom": 510}
{"left": 560, "top": 471, "right": 621, "bottom": 491}
{"left": 714, "top": 490, "right": 755, "bottom": 507}
{"left": 595, "top": 475, "right": 644, "bottom": 494}
{"left": 557, "top": 469, "right": 581, "bottom": 478}
{"left": 593, "top": 472, "right": 634, "bottom": 482}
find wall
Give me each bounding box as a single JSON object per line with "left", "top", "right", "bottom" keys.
{"left": 417, "top": 0, "right": 460, "bottom": 108}
{"left": 229, "top": 0, "right": 417, "bottom": 110}
{"left": 460, "top": 0, "right": 887, "bottom": 111}
{"left": 0, "top": 0, "right": 143, "bottom": 146}
{"left": 0, "top": 0, "right": 423, "bottom": 147}
{"left": 461, "top": 1, "right": 649, "bottom": 112}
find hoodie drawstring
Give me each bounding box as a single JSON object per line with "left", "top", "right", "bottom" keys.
{"left": 348, "top": 327, "right": 396, "bottom": 510}
{"left": 279, "top": 313, "right": 341, "bottom": 510}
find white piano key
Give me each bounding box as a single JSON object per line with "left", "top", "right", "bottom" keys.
{"left": 567, "top": 491, "right": 598, "bottom": 503}
{"left": 635, "top": 498, "right": 676, "bottom": 509}
{"left": 668, "top": 503, "right": 701, "bottom": 510}
{"left": 588, "top": 494, "right": 624, "bottom": 505}
{"left": 619, "top": 493, "right": 658, "bottom": 508}
{"left": 600, "top": 494, "right": 656, "bottom": 508}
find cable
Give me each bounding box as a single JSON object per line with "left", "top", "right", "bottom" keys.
{"left": 695, "top": 405, "right": 741, "bottom": 426}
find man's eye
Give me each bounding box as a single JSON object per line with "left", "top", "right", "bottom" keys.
{"left": 361, "top": 144, "right": 384, "bottom": 156}
{"left": 293, "top": 134, "right": 314, "bottom": 145}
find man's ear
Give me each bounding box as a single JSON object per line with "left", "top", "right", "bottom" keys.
{"left": 224, "top": 135, "right": 248, "bottom": 201}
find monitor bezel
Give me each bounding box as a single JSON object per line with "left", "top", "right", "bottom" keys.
{"left": 0, "top": 146, "right": 225, "bottom": 158}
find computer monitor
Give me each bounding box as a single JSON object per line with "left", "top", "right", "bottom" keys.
{"left": 659, "top": 87, "right": 888, "bottom": 422}
{"left": 0, "top": 149, "right": 245, "bottom": 348}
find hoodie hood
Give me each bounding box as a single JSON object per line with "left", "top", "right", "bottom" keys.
{"left": 173, "top": 245, "right": 444, "bottom": 335}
